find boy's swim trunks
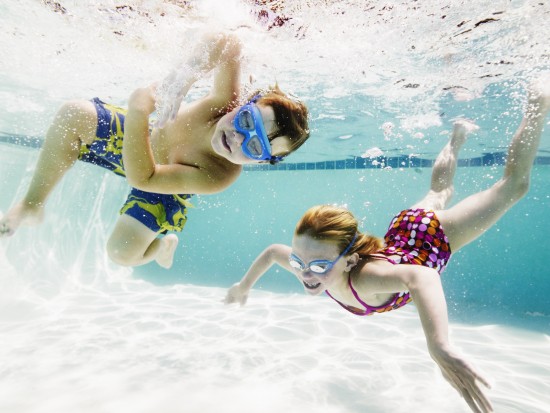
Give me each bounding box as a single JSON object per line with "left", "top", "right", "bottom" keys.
{"left": 78, "top": 98, "right": 193, "bottom": 233}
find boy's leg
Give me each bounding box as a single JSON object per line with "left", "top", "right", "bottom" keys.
{"left": 106, "top": 214, "right": 179, "bottom": 269}
{"left": 437, "top": 75, "right": 550, "bottom": 252}
{"left": 411, "top": 119, "right": 477, "bottom": 210}
{"left": 0, "top": 100, "right": 97, "bottom": 237}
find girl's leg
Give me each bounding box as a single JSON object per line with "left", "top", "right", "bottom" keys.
{"left": 107, "top": 214, "right": 179, "bottom": 269}
{"left": 0, "top": 100, "right": 97, "bottom": 236}
{"left": 436, "top": 76, "right": 550, "bottom": 252}
{"left": 411, "top": 119, "right": 477, "bottom": 210}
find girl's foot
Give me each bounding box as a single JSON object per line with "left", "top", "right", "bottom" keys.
{"left": 527, "top": 73, "right": 550, "bottom": 116}
{"left": 451, "top": 118, "right": 479, "bottom": 148}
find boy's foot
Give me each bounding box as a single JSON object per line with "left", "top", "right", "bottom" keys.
{"left": 0, "top": 202, "right": 44, "bottom": 237}
{"left": 155, "top": 234, "right": 179, "bottom": 269}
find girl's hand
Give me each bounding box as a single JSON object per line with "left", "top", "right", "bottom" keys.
{"left": 430, "top": 346, "right": 493, "bottom": 413}
{"left": 224, "top": 282, "right": 249, "bottom": 306}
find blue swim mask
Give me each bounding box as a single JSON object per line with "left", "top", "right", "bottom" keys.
{"left": 233, "top": 95, "right": 284, "bottom": 163}
{"left": 289, "top": 233, "right": 357, "bottom": 275}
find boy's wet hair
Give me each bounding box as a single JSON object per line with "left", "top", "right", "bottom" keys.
{"left": 247, "top": 85, "right": 310, "bottom": 161}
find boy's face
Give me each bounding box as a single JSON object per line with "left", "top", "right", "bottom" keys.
{"left": 211, "top": 103, "right": 291, "bottom": 165}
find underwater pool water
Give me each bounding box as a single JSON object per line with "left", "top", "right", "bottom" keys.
{"left": 1, "top": 1, "right": 550, "bottom": 413}
{"left": 2, "top": 130, "right": 550, "bottom": 413}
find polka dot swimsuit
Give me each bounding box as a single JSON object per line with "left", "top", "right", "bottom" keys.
{"left": 325, "top": 209, "right": 452, "bottom": 316}
{"left": 380, "top": 208, "right": 451, "bottom": 273}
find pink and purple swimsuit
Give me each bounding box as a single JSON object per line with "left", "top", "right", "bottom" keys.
{"left": 326, "top": 208, "right": 452, "bottom": 316}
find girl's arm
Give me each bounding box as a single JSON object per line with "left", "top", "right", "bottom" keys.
{"left": 224, "top": 244, "right": 292, "bottom": 305}
{"left": 399, "top": 265, "right": 493, "bottom": 413}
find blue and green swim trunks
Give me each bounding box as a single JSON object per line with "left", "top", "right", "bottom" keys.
{"left": 78, "top": 98, "right": 193, "bottom": 234}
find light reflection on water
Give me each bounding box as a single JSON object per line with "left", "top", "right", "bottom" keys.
{"left": 1, "top": 0, "right": 549, "bottom": 161}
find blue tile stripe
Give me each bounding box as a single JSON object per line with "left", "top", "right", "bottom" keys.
{"left": 1, "top": 132, "right": 549, "bottom": 169}
{"left": 0, "top": 132, "right": 43, "bottom": 148}
{"left": 246, "top": 152, "right": 550, "bottom": 170}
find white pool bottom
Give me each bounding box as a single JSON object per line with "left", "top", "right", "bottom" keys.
{"left": 0, "top": 272, "right": 548, "bottom": 413}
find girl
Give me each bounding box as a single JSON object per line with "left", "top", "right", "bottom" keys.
{"left": 225, "top": 75, "right": 550, "bottom": 413}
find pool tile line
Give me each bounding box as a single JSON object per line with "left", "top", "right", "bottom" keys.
{"left": 1, "top": 132, "right": 549, "bottom": 170}
{"left": 244, "top": 152, "right": 550, "bottom": 170}
{"left": 0, "top": 133, "right": 43, "bottom": 149}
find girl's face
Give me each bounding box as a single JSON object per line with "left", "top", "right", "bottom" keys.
{"left": 290, "top": 234, "right": 351, "bottom": 296}
{"left": 211, "top": 103, "right": 290, "bottom": 165}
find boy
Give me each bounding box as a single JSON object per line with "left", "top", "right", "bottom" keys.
{"left": 0, "top": 32, "right": 310, "bottom": 269}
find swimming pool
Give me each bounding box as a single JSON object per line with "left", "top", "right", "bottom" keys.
{"left": 1, "top": 1, "right": 549, "bottom": 413}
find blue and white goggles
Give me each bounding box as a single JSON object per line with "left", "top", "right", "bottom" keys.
{"left": 233, "top": 95, "right": 283, "bottom": 163}
{"left": 288, "top": 233, "right": 357, "bottom": 275}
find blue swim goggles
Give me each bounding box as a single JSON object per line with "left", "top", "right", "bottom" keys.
{"left": 233, "top": 95, "right": 284, "bottom": 163}
{"left": 289, "top": 233, "right": 357, "bottom": 275}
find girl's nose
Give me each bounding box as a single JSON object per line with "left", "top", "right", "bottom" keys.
{"left": 302, "top": 270, "right": 316, "bottom": 279}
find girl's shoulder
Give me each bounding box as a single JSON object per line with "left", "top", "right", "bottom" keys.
{"left": 353, "top": 257, "right": 410, "bottom": 294}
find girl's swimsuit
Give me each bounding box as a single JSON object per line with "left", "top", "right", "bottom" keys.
{"left": 78, "top": 98, "right": 193, "bottom": 234}
{"left": 325, "top": 208, "right": 452, "bottom": 316}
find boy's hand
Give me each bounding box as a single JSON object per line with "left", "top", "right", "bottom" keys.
{"left": 154, "top": 69, "right": 193, "bottom": 128}
{"left": 154, "top": 32, "right": 242, "bottom": 129}
{"left": 128, "top": 84, "right": 157, "bottom": 115}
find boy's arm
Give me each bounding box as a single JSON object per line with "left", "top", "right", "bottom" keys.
{"left": 224, "top": 244, "right": 292, "bottom": 305}
{"left": 157, "top": 32, "right": 243, "bottom": 127}
{"left": 205, "top": 32, "right": 243, "bottom": 111}
{"left": 122, "top": 85, "right": 236, "bottom": 195}
{"left": 122, "top": 33, "right": 243, "bottom": 195}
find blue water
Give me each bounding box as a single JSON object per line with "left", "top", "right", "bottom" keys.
{"left": 2, "top": 132, "right": 549, "bottom": 328}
